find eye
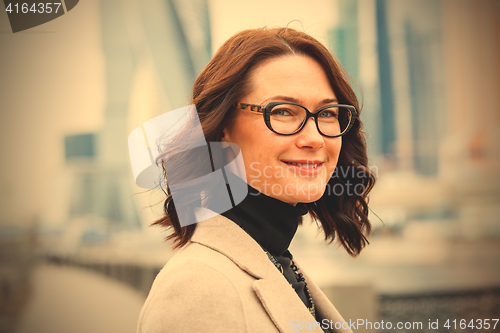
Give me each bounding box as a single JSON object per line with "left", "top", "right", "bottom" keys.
{"left": 270, "top": 108, "right": 293, "bottom": 116}
{"left": 319, "top": 110, "right": 338, "bottom": 118}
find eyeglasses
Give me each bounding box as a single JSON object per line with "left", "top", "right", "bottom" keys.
{"left": 237, "top": 101, "right": 357, "bottom": 137}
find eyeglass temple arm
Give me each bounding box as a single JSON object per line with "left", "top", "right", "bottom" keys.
{"left": 238, "top": 103, "right": 263, "bottom": 113}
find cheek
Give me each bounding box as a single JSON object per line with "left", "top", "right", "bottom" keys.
{"left": 326, "top": 139, "right": 342, "bottom": 173}
{"left": 328, "top": 138, "right": 342, "bottom": 158}
{"left": 243, "top": 147, "right": 273, "bottom": 174}
{"left": 237, "top": 137, "right": 267, "bottom": 172}
{"left": 240, "top": 131, "right": 280, "bottom": 160}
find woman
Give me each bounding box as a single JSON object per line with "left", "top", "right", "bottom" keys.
{"left": 137, "top": 27, "right": 375, "bottom": 333}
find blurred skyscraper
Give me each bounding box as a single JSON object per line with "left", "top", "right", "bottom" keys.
{"left": 328, "top": 0, "right": 500, "bottom": 237}
{"left": 64, "top": 0, "right": 212, "bottom": 241}
{"left": 330, "top": 0, "right": 446, "bottom": 175}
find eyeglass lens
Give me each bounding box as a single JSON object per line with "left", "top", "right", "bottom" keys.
{"left": 268, "top": 104, "right": 352, "bottom": 136}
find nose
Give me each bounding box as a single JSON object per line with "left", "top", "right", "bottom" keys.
{"left": 295, "top": 118, "right": 325, "bottom": 150}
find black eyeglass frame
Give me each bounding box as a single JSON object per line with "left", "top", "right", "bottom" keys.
{"left": 237, "top": 101, "right": 358, "bottom": 138}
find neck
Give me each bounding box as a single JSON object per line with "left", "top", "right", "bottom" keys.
{"left": 220, "top": 174, "right": 308, "bottom": 256}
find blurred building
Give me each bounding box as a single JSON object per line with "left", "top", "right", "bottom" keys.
{"left": 328, "top": 0, "right": 500, "bottom": 239}
{"left": 60, "top": 0, "right": 212, "bottom": 251}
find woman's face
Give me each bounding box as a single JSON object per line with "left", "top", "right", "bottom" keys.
{"left": 224, "top": 55, "right": 342, "bottom": 205}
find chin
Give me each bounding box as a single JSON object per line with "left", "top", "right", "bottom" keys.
{"left": 294, "top": 193, "right": 324, "bottom": 204}
{"left": 279, "top": 181, "right": 326, "bottom": 204}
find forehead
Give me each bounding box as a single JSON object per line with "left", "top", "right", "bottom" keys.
{"left": 246, "top": 54, "right": 336, "bottom": 104}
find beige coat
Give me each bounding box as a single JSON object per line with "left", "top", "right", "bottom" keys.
{"left": 137, "top": 213, "right": 353, "bottom": 333}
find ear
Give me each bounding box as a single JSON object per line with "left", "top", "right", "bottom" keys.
{"left": 221, "top": 129, "right": 232, "bottom": 147}
{"left": 221, "top": 128, "right": 229, "bottom": 142}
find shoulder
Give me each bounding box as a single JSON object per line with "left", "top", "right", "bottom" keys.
{"left": 137, "top": 243, "right": 249, "bottom": 333}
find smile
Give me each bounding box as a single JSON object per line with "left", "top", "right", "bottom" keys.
{"left": 285, "top": 162, "right": 320, "bottom": 168}
{"left": 282, "top": 160, "right": 324, "bottom": 175}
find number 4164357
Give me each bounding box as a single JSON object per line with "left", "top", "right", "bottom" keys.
{"left": 444, "top": 319, "right": 498, "bottom": 330}
{"left": 5, "top": 3, "right": 62, "bottom": 14}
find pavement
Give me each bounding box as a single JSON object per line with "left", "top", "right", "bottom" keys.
{"left": 14, "top": 264, "right": 145, "bottom": 333}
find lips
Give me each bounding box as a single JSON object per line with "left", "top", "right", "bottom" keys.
{"left": 284, "top": 162, "right": 321, "bottom": 168}
{"left": 281, "top": 160, "right": 324, "bottom": 174}
{"left": 282, "top": 160, "right": 324, "bottom": 166}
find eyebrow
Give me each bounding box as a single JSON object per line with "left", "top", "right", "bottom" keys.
{"left": 263, "top": 95, "right": 339, "bottom": 105}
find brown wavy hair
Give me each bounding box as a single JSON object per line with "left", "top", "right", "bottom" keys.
{"left": 153, "top": 27, "right": 375, "bottom": 256}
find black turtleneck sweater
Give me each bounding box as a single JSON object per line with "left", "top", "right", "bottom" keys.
{"left": 220, "top": 177, "right": 313, "bottom": 311}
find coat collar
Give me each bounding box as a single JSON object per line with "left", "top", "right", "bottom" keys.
{"left": 190, "top": 211, "right": 350, "bottom": 333}
{"left": 191, "top": 210, "right": 270, "bottom": 279}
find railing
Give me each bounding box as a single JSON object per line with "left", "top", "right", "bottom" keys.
{"left": 379, "top": 289, "right": 500, "bottom": 332}
{"left": 45, "top": 256, "right": 500, "bottom": 332}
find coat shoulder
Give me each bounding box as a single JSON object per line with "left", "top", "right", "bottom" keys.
{"left": 137, "top": 242, "right": 250, "bottom": 333}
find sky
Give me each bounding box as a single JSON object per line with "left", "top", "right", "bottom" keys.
{"left": 209, "top": 0, "right": 337, "bottom": 50}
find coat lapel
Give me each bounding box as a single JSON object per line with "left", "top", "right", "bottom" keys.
{"left": 299, "top": 263, "right": 354, "bottom": 333}
{"left": 253, "top": 270, "right": 324, "bottom": 332}
{"left": 190, "top": 212, "right": 333, "bottom": 333}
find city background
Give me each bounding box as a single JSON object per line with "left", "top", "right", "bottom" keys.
{"left": 0, "top": 0, "right": 499, "bottom": 332}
